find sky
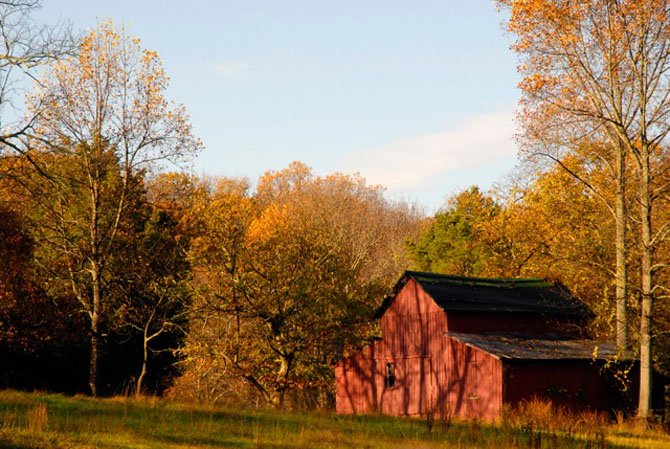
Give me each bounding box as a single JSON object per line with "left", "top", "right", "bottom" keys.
{"left": 37, "top": 1, "right": 521, "bottom": 211}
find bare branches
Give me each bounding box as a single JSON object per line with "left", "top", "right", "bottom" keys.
{"left": 0, "top": 1, "right": 74, "bottom": 154}
{"left": 498, "top": 0, "right": 670, "bottom": 418}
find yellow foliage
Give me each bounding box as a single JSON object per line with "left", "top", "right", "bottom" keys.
{"left": 246, "top": 204, "right": 288, "bottom": 244}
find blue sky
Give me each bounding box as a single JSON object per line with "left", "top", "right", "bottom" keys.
{"left": 39, "top": 1, "right": 520, "bottom": 211}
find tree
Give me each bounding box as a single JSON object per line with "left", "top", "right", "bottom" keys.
{"left": 408, "top": 186, "right": 499, "bottom": 276}
{"left": 177, "top": 163, "right": 422, "bottom": 407}
{"left": 115, "top": 209, "right": 190, "bottom": 396}
{"left": 24, "top": 20, "right": 201, "bottom": 396}
{"left": 497, "top": 0, "right": 670, "bottom": 418}
{"left": 494, "top": 163, "right": 619, "bottom": 333}
{"left": 0, "top": 164, "right": 91, "bottom": 392}
{"left": 0, "top": 1, "right": 72, "bottom": 158}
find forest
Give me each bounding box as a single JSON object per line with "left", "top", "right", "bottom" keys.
{"left": 0, "top": 0, "right": 669, "bottom": 424}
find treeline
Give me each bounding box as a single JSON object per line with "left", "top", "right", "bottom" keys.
{"left": 0, "top": 158, "right": 423, "bottom": 402}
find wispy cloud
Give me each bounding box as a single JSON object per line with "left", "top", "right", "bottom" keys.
{"left": 340, "top": 111, "right": 517, "bottom": 190}
{"left": 212, "top": 61, "right": 250, "bottom": 80}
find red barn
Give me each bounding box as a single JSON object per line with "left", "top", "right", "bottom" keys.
{"left": 335, "top": 271, "right": 633, "bottom": 420}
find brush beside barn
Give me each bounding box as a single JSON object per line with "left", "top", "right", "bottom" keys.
{"left": 335, "top": 271, "right": 641, "bottom": 420}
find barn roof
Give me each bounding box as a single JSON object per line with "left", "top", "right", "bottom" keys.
{"left": 447, "top": 333, "right": 620, "bottom": 361}
{"left": 374, "top": 271, "right": 593, "bottom": 318}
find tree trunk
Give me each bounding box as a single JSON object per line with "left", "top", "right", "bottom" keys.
{"left": 615, "top": 146, "right": 628, "bottom": 352}
{"left": 89, "top": 259, "right": 101, "bottom": 397}
{"left": 136, "top": 333, "right": 149, "bottom": 397}
{"left": 271, "top": 353, "right": 293, "bottom": 409}
{"left": 637, "top": 150, "right": 653, "bottom": 419}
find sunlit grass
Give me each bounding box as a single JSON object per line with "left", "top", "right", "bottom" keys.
{"left": 0, "top": 390, "right": 666, "bottom": 448}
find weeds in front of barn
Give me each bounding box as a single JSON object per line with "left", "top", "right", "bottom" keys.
{"left": 0, "top": 390, "right": 666, "bottom": 448}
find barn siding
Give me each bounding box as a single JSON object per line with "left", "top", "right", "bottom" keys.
{"left": 336, "top": 279, "right": 504, "bottom": 418}
{"left": 446, "top": 312, "right": 584, "bottom": 337}
{"left": 335, "top": 343, "right": 380, "bottom": 414}
{"left": 503, "top": 360, "right": 612, "bottom": 412}
{"left": 440, "top": 337, "right": 502, "bottom": 420}
{"left": 374, "top": 279, "right": 442, "bottom": 415}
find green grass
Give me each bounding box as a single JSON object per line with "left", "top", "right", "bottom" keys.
{"left": 0, "top": 390, "right": 667, "bottom": 448}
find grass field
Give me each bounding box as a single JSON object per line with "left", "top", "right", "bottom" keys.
{"left": 0, "top": 390, "right": 668, "bottom": 449}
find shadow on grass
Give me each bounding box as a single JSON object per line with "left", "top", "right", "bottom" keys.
{"left": 0, "top": 436, "right": 57, "bottom": 449}
{"left": 151, "top": 432, "right": 307, "bottom": 449}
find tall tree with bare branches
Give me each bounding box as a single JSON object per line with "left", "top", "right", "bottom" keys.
{"left": 498, "top": 0, "right": 670, "bottom": 418}
{"left": 0, "top": 1, "right": 72, "bottom": 157}
{"left": 23, "top": 20, "right": 201, "bottom": 396}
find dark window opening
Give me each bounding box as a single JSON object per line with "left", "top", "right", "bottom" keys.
{"left": 385, "top": 363, "right": 396, "bottom": 388}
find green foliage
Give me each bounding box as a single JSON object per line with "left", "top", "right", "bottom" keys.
{"left": 408, "top": 186, "right": 499, "bottom": 276}
{"left": 0, "top": 148, "right": 193, "bottom": 394}
{"left": 113, "top": 208, "right": 192, "bottom": 395}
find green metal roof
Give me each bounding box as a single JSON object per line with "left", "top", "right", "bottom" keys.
{"left": 406, "top": 270, "right": 554, "bottom": 289}
{"left": 374, "top": 270, "right": 593, "bottom": 319}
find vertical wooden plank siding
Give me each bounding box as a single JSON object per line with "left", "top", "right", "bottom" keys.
{"left": 440, "top": 339, "right": 502, "bottom": 420}
{"left": 446, "top": 312, "right": 585, "bottom": 336}
{"left": 335, "top": 279, "right": 503, "bottom": 419}
{"left": 503, "top": 360, "right": 615, "bottom": 412}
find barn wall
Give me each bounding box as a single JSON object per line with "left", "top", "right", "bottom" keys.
{"left": 446, "top": 312, "right": 585, "bottom": 337}
{"left": 336, "top": 279, "right": 504, "bottom": 419}
{"left": 335, "top": 343, "right": 380, "bottom": 414}
{"left": 438, "top": 337, "right": 502, "bottom": 420}
{"left": 503, "top": 360, "right": 612, "bottom": 412}
{"left": 377, "top": 278, "right": 443, "bottom": 415}
{"left": 336, "top": 279, "right": 445, "bottom": 415}
{"left": 503, "top": 360, "right": 655, "bottom": 414}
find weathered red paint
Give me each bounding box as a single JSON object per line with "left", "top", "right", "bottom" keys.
{"left": 504, "top": 360, "right": 611, "bottom": 411}
{"left": 336, "top": 279, "right": 504, "bottom": 419}
{"left": 446, "top": 312, "right": 586, "bottom": 336}
{"left": 335, "top": 276, "right": 636, "bottom": 420}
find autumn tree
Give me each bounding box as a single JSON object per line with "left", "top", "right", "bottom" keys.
{"left": 23, "top": 20, "right": 201, "bottom": 396}
{"left": 496, "top": 164, "right": 619, "bottom": 332}
{"left": 498, "top": 0, "right": 670, "bottom": 417}
{"left": 176, "top": 163, "right": 422, "bottom": 407}
{"left": 173, "top": 176, "right": 256, "bottom": 404}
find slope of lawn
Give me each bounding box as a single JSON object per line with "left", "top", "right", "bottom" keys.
{"left": 0, "top": 390, "right": 667, "bottom": 449}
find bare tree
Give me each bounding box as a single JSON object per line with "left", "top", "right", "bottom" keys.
{"left": 0, "top": 1, "right": 72, "bottom": 156}
{"left": 498, "top": 0, "right": 670, "bottom": 418}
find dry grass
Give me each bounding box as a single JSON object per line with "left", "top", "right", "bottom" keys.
{"left": 26, "top": 403, "right": 48, "bottom": 433}
{"left": 0, "top": 391, "right": 666, "bottom": 448}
